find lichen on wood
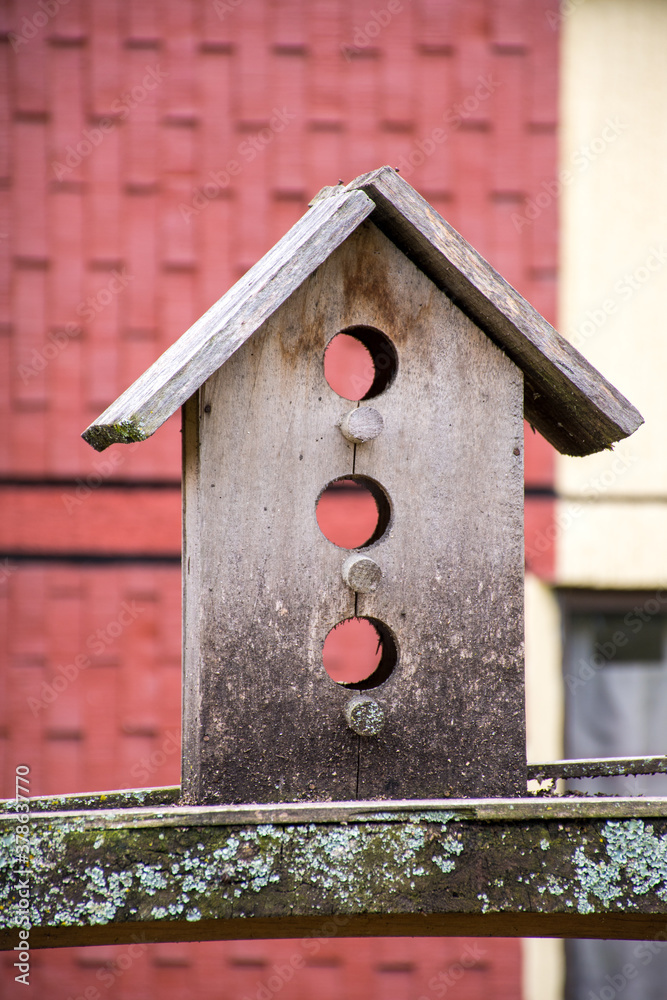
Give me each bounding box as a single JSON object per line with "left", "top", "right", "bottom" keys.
{"left": 3, "top": 796, "right": 667, "bottom": 947}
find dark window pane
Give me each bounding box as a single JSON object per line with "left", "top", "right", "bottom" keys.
{"left": 570, "top": 611, "right": 663, "bottom": 664}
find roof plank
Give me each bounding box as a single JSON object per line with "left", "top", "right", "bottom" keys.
{"left": 82, "top": 189, "right": 375, "bottom": 451}
{"left": 338, "top": 166, "right": 643, "bottom": 455}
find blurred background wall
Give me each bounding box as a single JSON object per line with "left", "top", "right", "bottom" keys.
{"left": 1, "top": 0, "right": 663, "bottom": 998}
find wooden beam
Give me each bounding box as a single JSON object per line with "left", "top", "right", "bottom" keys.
{"left": 529, "top": 756, "right": 667, "bottom": 781}
{"left": 3, "top": 791, "right": 667, "bottom": 948}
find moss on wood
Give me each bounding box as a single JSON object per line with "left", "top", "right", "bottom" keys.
{"left": 82, "top": 419, "right": 148, "bottom": 452}
{"left": 3, "top": 798, "right": 667, "bottom": 947}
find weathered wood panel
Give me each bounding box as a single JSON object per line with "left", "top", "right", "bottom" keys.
{"left": 23, "top": 787, "right": 667, "bottom": 821}
{"left": 327, "top": 221, "right": 525, "bottom": 798}
{"left": 529, "top": 756, "right": 667, "bottom": 781}
{"left": 183, "top": 220, "right": 525, "bottom": 803}
{"left": 3, "top": 795, "right": 667, "bottom": 948}
{"left": 182, "top": 394, "right": 202, "bottom": 798}
{"left": 182, "top": 266, "right": 358, "bottom": 804}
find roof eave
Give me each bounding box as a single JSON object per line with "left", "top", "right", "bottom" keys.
{"left": 82, "top": 189, "right": 375, "bottom": 451}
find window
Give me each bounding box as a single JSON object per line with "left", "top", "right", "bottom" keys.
{"left": 561, "top": 591, "right": 667, "bottom": 999}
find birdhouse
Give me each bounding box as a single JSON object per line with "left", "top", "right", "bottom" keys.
{"left": 83, "top": 167, "right": 642, "bottom": 805}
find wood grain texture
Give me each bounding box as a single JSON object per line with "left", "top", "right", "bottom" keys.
{"left": 183, "top": 221, "right": 526, "bottom": 803}
{"left": 9, "top": 913, "right": 666, "bottom": 950}
{"left": 529, "top": 755, "right": 667, "bottom": 781}
{"left": 181, "top": 394, "right": 202, "bottom": 797}
{"left": 81, "top": 190, "right": 375, "bottom": 451}
{"left": 339, "top": 405, "right": 384, "bottom": 443}
{"left": 4, "top": 797, "right": 667, "bottom": 947}
{"left": 11, "top": 791, "right": 667, "bottom": 824}
{"left": 335, "top": 167, "right": 643, "bottom": 456}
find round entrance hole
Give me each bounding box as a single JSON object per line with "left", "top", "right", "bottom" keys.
{"left": 324, "top": 326, "right": 398, "bottom": 401}
{"left": 316, "top": 475, "right": 391, "bottom": 549}
{"left": 322, "top": 617, "right": 398, "bottom": 689}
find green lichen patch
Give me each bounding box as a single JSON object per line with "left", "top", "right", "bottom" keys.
{"left": 537, "top": 875, "right": 566, "bottom": 897}
{"left": 288, "top": 820, "right": 443, "bottom": 906}
{"left": 350, "top": 811, "right": 460, "bottom": 824}
{"left": 605, "top": 820, "right": 667, "bottom": 900}
{"left": 432, "top": 823, "right": 464, "bottom": 875}
{"left": 573, "top": 820, "right": 667, "bottom": 915}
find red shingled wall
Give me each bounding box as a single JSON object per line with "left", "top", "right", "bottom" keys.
{"left": 1, "top": 0, "right": 558, "bottom": 994}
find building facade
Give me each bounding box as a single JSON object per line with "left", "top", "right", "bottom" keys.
{"left": 2, "top": 1, "right": 663, "bottom": 997}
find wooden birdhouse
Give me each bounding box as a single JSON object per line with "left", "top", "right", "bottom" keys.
{"left": 83, "top": 167, "right": 642, "bottom": 805}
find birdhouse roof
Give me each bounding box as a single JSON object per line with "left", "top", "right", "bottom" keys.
{"left": 83, "top": 166, "right": 642, "bottom": 456}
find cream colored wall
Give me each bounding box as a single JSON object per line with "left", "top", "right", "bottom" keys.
{"left": 522, "top": 573, "right": 564, "bottom": 1000}
{"left": 525, "top": 3, "right": 667, "bottom": 995}
{"left": 524, "top": 573, "right": 563, "bottom": 766}
{"left": 522, "top": 933, "right": 565, "bottom": 1000}
{"left": 556, "top": 0, "right": 667, "bottom": 584}
{"left": 555, "top": 501, "right": 667, "bottom": 588}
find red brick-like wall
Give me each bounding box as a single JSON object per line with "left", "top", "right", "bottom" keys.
{"left": 2, "top": 0, "right": 558, "bottom": 994}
